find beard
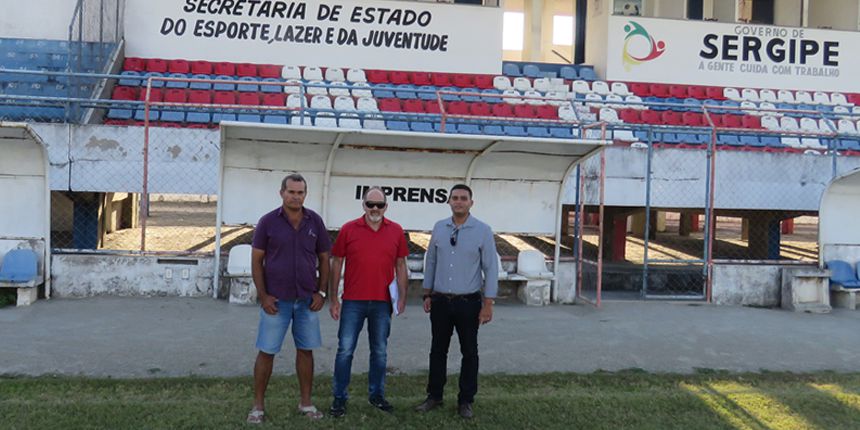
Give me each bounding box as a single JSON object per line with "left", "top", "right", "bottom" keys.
{"left": 367, "top": 213, "right": 383, "bottom": 223}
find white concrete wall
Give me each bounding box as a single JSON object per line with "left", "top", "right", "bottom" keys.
{"left": 51, "top": 254, "right": 215, "bottom": 297}
{"left": 712, "top": 264, "right": 782, "bottom": 307}
{"left": 712, "top": 0, "right": 736, "bottom": 22}
{"left": 808, "top": 0, "right": 859, "bottom": 31}
{"left": 0, "top": 0, "right": 77, "bottom": 40}
{"left": 653, "top": 0, "right": 686, "bottom": 19}
{"left": 585, "top": 0, "right": 610, "bottom": 77}
{"left": 774, "top": 0, "right": 803, "bottom": 27}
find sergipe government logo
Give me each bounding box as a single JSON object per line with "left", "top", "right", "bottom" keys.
{"left": 622, "top": 21, "right": 666, "bottom": 71}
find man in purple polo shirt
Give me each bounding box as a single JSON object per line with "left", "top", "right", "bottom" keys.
{"left": 247, "top": 173, "right": 331, "bottom": 424}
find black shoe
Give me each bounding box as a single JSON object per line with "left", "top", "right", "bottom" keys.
{"left": 329, "top": 398, "right": 347, "bottom": 418}
{"left": 458, "top": 403, "right": 473, "bottom": 419}
{"left": 369, "top": 396, "right": 394, "bottom": 413}
{"left": 414, "top": 396, "right": 443, "bottom": 412}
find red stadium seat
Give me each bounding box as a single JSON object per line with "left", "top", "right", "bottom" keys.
{"left": 146, "top": 58, "right": 168, "bottom": 73}
{"left": 469, "top": 102, "right": 492, "bottom": 117}
{"left": 403, "top": 99, "right": 425, "bottom": 113}
{"left": 640, "top": 110, "right": 661, "bottom": 124}
{"left": 452, "top": 74, "right": 474, "bottom": 88}
{"left": 682, "top": 111, "right": 704, "bottom": 127}
{"left": 238, "top": 92, "right": 260, "bottom": 105}
{"left": 705, "top": 86, "right": 726, "bottom": 100}
{"left": 514, "top": 104, "right": 536, "bottom": 118}
{"left": 492, "top": 103, "right": 515, "bottom": 117}
{"left": 662, "top": 110, "right": 682, "bottom": 125}
{"left": 630, "top": 82, "right": 651, "bottom": 97}
{"left": 138, "top": 87, "right": 163, "bottom": 102}
{"left": 687, "top": 86, "right": 707, "bottom": 99}
{"left": 619, "top": 108, "right": 641, "bottom": 123}
{"left": 848, "top": 93, "right": 860, "bottom": 105}
{"left": 213, "top": 62, "right": 236, "bottom": 76}
{"left": 112, "top": 86, "right": 138, "bottom": 101}
{"left": 164, "top": 89, "right": 188, "bottom": 103}
{"left": 669, "top": 85, "right": 688, "bottom": 99}
{"left": 213, "top": 91, "right": 237, "bottom": 105}
{"left": 430, "top": 73, "right": 452, "bottom": 87}
{"left": 741, "top": 115, "right": 761, "bottom": 129}
{"left": 650, "top": 84, "right": 669, "bottom": 98}
{"left": 411, "top": 72, "right": 432, "bottom": 86}
{"left": 236, "top": 63, "right": 258, "bottom": 77}
{"left": 379, "top": 98, "right": 402, "bottom": 112}
{"left": 123, "top": 57, "right": 145, "bottom": 72}
{"left": 424, "top": 100, "right": 442, "bottom": 114}
{"left": 473, "top": 75, "right": 495, "bottom": 89}
{"left": 446, "top": 101, "right": 469, "bottom": 115}
{"left": 188, "top": 90, "right": 213, "bottom": 104}
{"left": 366, "top": 70, "right": 389, "bottom": 84}
{"left": 389, "top": 70, "right": 411, "bottom": 85}
{"left": 262, "top": 93, "right": 286, "bottom": 106}
{"left": 721, "top": 114, "right": 742, "bottom": 128}
{"left": 535, "top": 104, "right": 558, "bottom": 119}
{"left": 191, "top": 60, "right": 213, "bottom": 75}
{"left": 258, "top": 64, "right": 282, "bottom": 78}
{"left": 168, "top": 59, "right": 190, "bottom": 74}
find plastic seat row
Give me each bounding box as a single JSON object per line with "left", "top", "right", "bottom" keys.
{"left": 598, "top": 107, "right": 763, "bottom": 129}
{"left": 502, "top": 62, "right": 598, "bottom": 81}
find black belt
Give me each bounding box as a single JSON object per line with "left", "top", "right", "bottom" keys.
{"left": 432, "top": 292, "right": 481, "bottom": 300}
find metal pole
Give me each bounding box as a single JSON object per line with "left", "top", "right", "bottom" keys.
{"left": 641, "top": 127, "right": 653, "bottom": 299}
{"left": 704, "top": 119, "right": 717, "bottom": 303}
{"left": 596, "top": 125, "right": 606, "bottom": 308}
{"left": 141, "top": 77, "right": 152, "bottom": 251}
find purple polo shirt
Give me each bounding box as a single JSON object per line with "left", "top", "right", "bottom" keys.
{"left": 251, "top": 206, "right": 331, "bottom": 300}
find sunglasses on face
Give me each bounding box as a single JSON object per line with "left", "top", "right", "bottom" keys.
{"left": 450, "top": 227, "right": 460, "bottom": 246}
{"left": 364, "top": 201, "right": 387, "bottom": 209}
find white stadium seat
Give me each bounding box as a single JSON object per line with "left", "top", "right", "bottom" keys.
{"left": 558, "top": 103, "right": 577, "bottom": 121}
{"left": 614, "top": 130, "right": 638, "bottom": 141}
{"left": 523, "top": 90, "right": 546, "bottom": 105}
{"left": 513, "top": 77, "right": 532, "bottom": 92}
{"left": 282, "top": 65, "right": 302, "bottom": 80}
{"left": 333, "top": 95, "right": 356, "bottom": 111}
{"left": 584, "top": 93, "right": 603, "bottom": 107}
{"left": 723, "top": 87, "right": 742, "bottom": 101}
{"left": 592, "top": 80, "right": 611, "bottom": 96}
{"left": 351, "top": 82, "right": 373, "bottom": 98}
{"left": 625, "top": 95, "right": 646, "bottom": 109}
{"left": 338, "top": 113, "right": 362, "bottom": 129}
{"left": 777, "top": 89, "right": 795, "bottom": 104}
{"left": 532, "top": 78, "right": 552, "bottom": 92}
{"left": 356, "top": 97, "right": 379, "bottom": 112}
{"left": 831, "top": 92, "right": 849, "bottom": 106}
{"left": 549, "top": 78, "right": 568, "bottom": 92}
{"left": 346, "top": 68, "right": 367, "bottom": 83}
{"left": 741, "top": 88, "right": 760, "bottom": 102}
{"left": 310, "top": 95, "right": 332, "bottom": 110}
{"left": 757, "top": 102, "right": 776, "bottom": 116}
{"left": 545, "top": 91, "right": 569, "bottom": 106}
{"left": 325, "top": 67, "right": 345, "bottom": 82}
{"left": 833, "top": 105, "right": 850, "bottom": 114}
{"left": 813, "top": 91, "right": 832, "bottom": 105}
{"left": 761, "top": 115, "right": 780, "bottom": 130}
{"left": 305, "top": 80, "right": 328, "bottom": 95}
{"left": 759, "top": 89, "right": 777, "bottom": 103}
{"left": 314, "top": 112, "right": 337, "bottom": 127}
{"left": 801, "top": 138, "right": 826, "bottom": 150}
{"left": 799, "top": 117, "right": 820, "bottom": 132}
{"left": 283, "top": 79, "right": 302, "bottom": 94}
{"left": 779, "top": 116, "right": 800, "bottom": 132}
{"left": 795, "top": 90, "right": 814, "bottom": 104}
{"left": 290, "top": 115, "right": 311, "bottom": 126}
{"left": 328, "top": 81, "right": 350, "bottom": 97}
{"left": 503, "top": 89, "right": 524, "bottom": 104}
{"left": 611, "top": 82, "right": 631, "bottom": 96}
{"left": 605, "top": 94, "right": 624, "bottom": 109}
{"left": 362, "top": 113, "right": 386, "bottom": 130}
{"left": 493, "top": 76, "right": 512, "bottom": 91}
{"left": 286, "top": 94, "right": 304, "bottom": 109}
{"left": 302, "top": 66, "right": 324, "bottom": 81}
{"left": 599, "top": 107, "right": 620, "bottom": 123}
{"left": 571, "top": 80, "right": 591, "bottom": 94}
{"left": 820, "top": 118, "right": 839, "bottom": 133}
{"left": 226, "top": 245, "right": 252, "bottom": 275}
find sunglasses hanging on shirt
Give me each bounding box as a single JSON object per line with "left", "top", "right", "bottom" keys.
{"left": 450, "top": 227, "right": 460, "bottom": 246}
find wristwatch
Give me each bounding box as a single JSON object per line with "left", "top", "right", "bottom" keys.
{"left": 315, "top": 290, "right": 327, "bottom": 299}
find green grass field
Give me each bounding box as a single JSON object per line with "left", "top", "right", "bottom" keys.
{"left": 2, "top": 372, "right": 859, "bottom": 429}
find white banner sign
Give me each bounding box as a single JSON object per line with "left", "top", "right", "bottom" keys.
{"left": 606, "top": 16, "right": 856, "bottom": 92}
{"left": 124, "top": 0, "right": 503, "bottom": 74}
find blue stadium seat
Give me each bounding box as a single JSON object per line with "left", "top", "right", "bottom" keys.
{"left": 237, "top": 113, "right": 262, "bottom": 123}
{"left": 118, "top": 71, "right": 142, "bottom": 86}
{"left": 433, "top": 122, "right": 457, "bottom": 133}
{"left": 683, "top": 98, "right": 702, "bottom": 110}
{"left": 137, "top": 109, "right": 164, "bottom": 121}
{"left": 263, "top": 114, "right": 289, "bottom": 125}
{"left": 372, "top": 84, "right": 396, "bottom": 99}
{"left": 633, "top": 130, "right": 650, "bottom": 142}
{"left": 504, "top": 125, "right": 528, "bottom": 137}
{"left": 527, "top": 126, "right": 550, "bottom": 138}
{"left": 522, "top": 64, "right": 541, "bottom": 78}
{"left": 386, "top": 120, "right": 410, "bottom": 131}
{"left": 461, "top": 88, "right": 481, "bottom": 102}
{"left": 143, "top": 72, "right": 165, "bottom": 88}
{"left": 717, "top": 134, "right": 741, "bottom": 146}
{"left": 483, "top": 124, "right": 504, "bottom": 135}
{"left": 480, "top": 89, "right": 503, "bottom": 103}
{"left": 559, "top": 66, "right": 578, "bottom": 80}
{"left": 439, "top": 86, "right": 460, "bottom": 102}
{"left": 107, "top": 108, "right": 133, "bottom": 120}
{"left": 213, "top": 75, "right": 236, "bottom": 91}
{"left": 213, "top": 112, "right": 237, "bottom": 123}
{"left": 759, "top": 136, "right": 782, "bottom": 148}
{"left": 237, "top": 77, "right": 260, "bottom": 92}
{"left": 186, "top": 111, "right": 211, "bottom": 123}
{"left": 395, "top": 84, "right": 417, "bottom": 99}
{"left": 502, "top": 63, "right": 521, "bottom": 77}
{"left": 260, "top": 78, "right": 282, "bottom": 93}
{"left": 550, "top": 127, "right": 575, "bottom": 139}
{"left": 578, "top": 67, "right": 598, "bottom": 81}
{"left": 165, "top": 73, "right": 189, "bottom": 89}
{"left": 664, "top": 97, "right": 684, "bottom": 111}
{"left": 0, "top": 249, "right": 37, "bottom": 283}
{"left": 416, "top": 85, "right": 438, "bottom": 101}
{"left": 189, "top": 74, "right": 212, "bottom": 90}
{"left": 457, "top": 123, "right": 481, "bottom": 135}
{"left": 410, "top": 121, "right": 434, "bottom": 132}
{"left": 644, "top": 96, "right": 665, "bottom": 111}
{"left": 826, "top": 260, "right": 860, "bottom": 288}
{"left": 835, "top": 139, "right": 860, "bottom": 151}
{"left": 739, "top": 135, "right": 760, "bottom": 147}
{"left": 815, "top": 104, "right": 833, "bottom": 113}
{"left": 662, "top": 133, "right": 680, "bottom": 144}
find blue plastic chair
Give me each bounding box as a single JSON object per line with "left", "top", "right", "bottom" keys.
{"left": 461, "top": 88, "right": 481, "bottom": 102}
{"left": 826, "top": 260, "right": 860, "bottom": 288}
{"left": 186, "top": 111, "right": 211, "bottom": 124}
{"left": 416, "top": 85, "right": 438, "bottom": 101}
{"left": 237, "top": 113, "right": 262, "bottom": 123}
{"left": 550, "top": 127, "right": 575, "bottom": 139}
{"left": 522, "top": 64, "right": 541, "bottom": 78}
{"left": 395, "top": 84, "right": 417, "bottom": 100}
{"left": 502, "top": 63, "right": 521, "bottom": 77}
{"left": 578, "top": 67, "right": 598, "bottom": 81}
{"left": 166, "top": 73, "right": 189, "bottom": 89}
{"left": 457, "top": 123, "right": 481, "bottom": 135}
{"left": 237, "top": 77, "right": 260, "bottom": 92}
{"left": 189, "top": 74, "right": 212, "bottom": 90}
{"left": 433, "top": 122, "right": 457, "bottom": 133}
{"left": 410, "top": 121, "right": 434, "bottom": 132}
{"left": 107, "top": 108, "right": 133, "bottom": 120}
{"left": 559, "top": 66, "right": 578, "bottom": 80}
{"left": 213, "top": 113, "right": 237, "bottom": 123}
{"left": 759, "top": 136, "right": 782, "bottom": 148}
{"left": 134, "top": 109, "right": 162, "bottom": 121}
{"left": 718, "top": 134, "right": 740, "bottom": 146}
{"left": 118, "top": 71, "right": 142, "bottom": 87}
{"left": 260, "top": 78, "right": 282, "bottom": 93}
{"left": 439, "top": 86, "right": 460, "bottom": 102}
{"left": 483, "top": 125, "right": 504, "bottom": 135}
{"left": 504, "top": 125, "right": 528, "bottom": 137}
{"left": 263, "top": 114, "right": 289, "bottom": 125}
{"left": 528, "top": 126, "right": 551, "bottom": 138}
{"left": 386, "top": 120, "right": 410, "bottom": 131}
{"left": 481, "top": 89, "right": 503, "bottom": 104}
{"left": 372, "top": 84, "right": 396, "bottom": 99}
{"left": 143, "top": 72, "right": 165, "bottom": 88}
{"left": 0, "top": 249, "right": 37, "bottom": 283}
{"left": 213, "top": 75, "right": 235, "bottom": 91}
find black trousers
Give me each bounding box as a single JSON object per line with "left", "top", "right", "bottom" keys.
{"left": 426, "top": 292, "right": 482, "bottom": 405}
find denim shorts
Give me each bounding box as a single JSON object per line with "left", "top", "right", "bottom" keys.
{"left": 255, "top": 298, "right": 322, "bottom": 354}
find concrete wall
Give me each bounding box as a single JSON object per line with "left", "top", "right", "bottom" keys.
{"left": 51, "top": 254, "right": 215, "bottom": 297}
{"left": 651, "top": 0, "right": 686, "bottom": 19}
{"left": 808, "top": 0, "right": 859, "bottom": 31}
{"left": 585, "top": 0, "right": 610, "bottom": 77}
{"left": 0, "top": 1, "right": 76, "bottom": 40}
{"left": 774, "top": 0, "right": 803, "bottom": 27}
{"left": 711, "top": 264, "right": 782, "bottom": 307}
{"left": 712, "top": 0, "right": 736, "bottom": 22}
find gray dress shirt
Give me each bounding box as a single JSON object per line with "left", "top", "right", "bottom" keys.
{"left": 423, "top": 214, "right": 498, "bottom": 298}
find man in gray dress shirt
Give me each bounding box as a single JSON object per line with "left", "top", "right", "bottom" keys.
{"left": 414, "top": 183, "right": 498, "bottom": 419}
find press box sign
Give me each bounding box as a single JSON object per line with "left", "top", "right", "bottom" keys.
{"left": 606, "top": 15, "right": 857, "bottom": 92}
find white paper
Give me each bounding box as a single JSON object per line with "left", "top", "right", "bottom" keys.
{"left": 389, "top": 278, "right": 400, "bottom": 316}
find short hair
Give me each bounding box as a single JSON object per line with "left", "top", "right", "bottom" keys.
{"left": 281, "top": 173, "right": 307, "bottom": 191}
{"left": 362, "top": 186, "right": 387, "bottom": 203}
{"left": 450, "top": 183, "right": 472, "bottom": 199}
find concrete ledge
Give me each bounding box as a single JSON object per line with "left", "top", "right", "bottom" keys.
{"left": 517, "top": 279, "right": 551, "bottom": 306}
{"left": 830, "top": 285, "right": 858, "bottom": 310}
{"left": 227, "top": 276, "right": 256, "bottom": 305}
{"left": 781, "top": 267, "right": 831, "bottom": 313}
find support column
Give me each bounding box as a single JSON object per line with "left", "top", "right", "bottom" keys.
{"left": 524, "top": 0, "right": 545, "bottom": 62}
{"left": 679, "top": 211, "right": 692, "bottom": 236}
{"left": 603, "top": 209, "right": 628, "bottom": 262}
{"left": 631, "top": 210, "right": 657, "bottom": 240}
{"left": 747, "top": 216, "right": 782, "bottom": 260}
{"left": 71, "top": 192, "right": 103, "bottom": 249}
{"left": 781, "top": 217, "right": 795, "bottom": 234}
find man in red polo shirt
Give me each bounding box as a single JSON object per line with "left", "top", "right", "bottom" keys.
{"left": 328, "top": 186, "right": 409, "bottom": 417}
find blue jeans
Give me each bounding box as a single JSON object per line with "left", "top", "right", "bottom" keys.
{"left": 332, "top": 300, "right": 392, "bottom": 400}
{"left": 255, "top": 298, "right": 321, "bottom": 354}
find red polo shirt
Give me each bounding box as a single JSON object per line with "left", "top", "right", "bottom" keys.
{"left": 332, "top": 216, "right": 409, "bottom": 302}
